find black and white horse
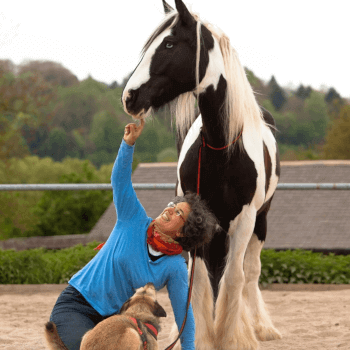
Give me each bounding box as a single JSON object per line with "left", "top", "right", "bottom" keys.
{"left": 122, "top": 1, "right": 281, "bottom": 349}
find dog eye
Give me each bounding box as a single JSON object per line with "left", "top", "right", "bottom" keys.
{"left": 165, "top": 42, "right": 174, "bottom": 49}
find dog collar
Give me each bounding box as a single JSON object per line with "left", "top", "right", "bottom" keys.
{"left": 129, "top": 317, "right": 158, "bottom": 339}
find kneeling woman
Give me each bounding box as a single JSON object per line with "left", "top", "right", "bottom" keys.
{"left": 48, "top": 119, "right": 217, "bottom": 350}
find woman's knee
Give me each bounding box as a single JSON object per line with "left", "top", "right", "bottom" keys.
{"left": 49, "top": 286, "right": 104, "bottom": 350}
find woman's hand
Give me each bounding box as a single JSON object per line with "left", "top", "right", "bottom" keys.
{"left": 123, "top": 119, "right": 145, "bottom": 146}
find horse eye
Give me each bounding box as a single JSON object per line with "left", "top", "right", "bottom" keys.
{"left": 165, "top": 42, "right": 174, "bottom": 49}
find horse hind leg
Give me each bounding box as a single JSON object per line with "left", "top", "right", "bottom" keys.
{"left": 243, "top": 211, "right": 282, "bottom": 341}
{"left": 168, "top": 255, "right": 215, "bottom": 350}
{"left": 214, "top": 205, "right": 259, "bottom": 350}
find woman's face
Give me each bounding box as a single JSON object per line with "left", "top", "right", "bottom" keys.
{"left": 154, "top": 202, "right": 191, "bottom": 239}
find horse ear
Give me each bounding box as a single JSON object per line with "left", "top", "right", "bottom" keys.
{"left": 175, "top": 0, "right": 195, "bottom": 27}
{"left": 162, "top": 0, "right": 174, "bottom": 14}
{"left": 152, "top": 301, "right": 167, "bottom": 317}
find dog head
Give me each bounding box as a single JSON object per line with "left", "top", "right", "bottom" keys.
{"left": 119, "top": 283, "right": 167, "bottom": 318}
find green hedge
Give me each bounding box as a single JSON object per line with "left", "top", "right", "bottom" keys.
{"left": 0, "top": 242, "right": 100, "bottom": 284}
{"left": 260, "top": 249, "right": 350, "bottom": 285}
{"left": 1, "top": 246, "right": 350, "bottom": 284}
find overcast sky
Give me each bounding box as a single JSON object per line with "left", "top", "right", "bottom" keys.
{"left": 1, "top": 0, "right": 349, "bottom": 98}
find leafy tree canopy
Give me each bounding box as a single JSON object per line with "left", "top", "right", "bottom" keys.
{"left": 323, "top": 105, "right": 350, "bottom": 159}
{"left": 264, "top": 91, "right": 329, "bottom": 147}
{"left": 268, "top": 75, "right": 287, "bottom": 110}
{"left": 18, "top": 60, "right": 78, "bottom": 87}
{"left": 0, "top": 115, "right": 30, "bottom": 160}
{"left": 0, "top": 59, "right": 16, "bottom": 74}
{"left": 89, "top": 110, "right": 123, "bottom": 153}
{"left": 325, "top": 87, "right": 342, "bottom": 104}
{"left": 0, "top": 156, "right": 112, "bottom": 239}
{"left": 295, "top": 84, "right": 312, "bottom": 99}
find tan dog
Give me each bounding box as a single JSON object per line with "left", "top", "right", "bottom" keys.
{"left": 45, "top": 283, "right": 167, "bottom": 350}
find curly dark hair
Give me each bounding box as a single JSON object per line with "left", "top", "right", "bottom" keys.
{"left": 173, "top": 192, "right": 218, "bottom": 251}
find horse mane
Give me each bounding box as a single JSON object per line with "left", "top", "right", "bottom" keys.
{"left": 143, "top": 7, "right": 264, "bottom": 150}
{"left": 214, "top": 27, "right": 264, "bottom": 151}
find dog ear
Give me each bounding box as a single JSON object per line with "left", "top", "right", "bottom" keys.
{"left": 152, "top": 301, "right": 167, "bottom": 317}
{"left": 119, "top": 298, "right": 132, "bottom": 314}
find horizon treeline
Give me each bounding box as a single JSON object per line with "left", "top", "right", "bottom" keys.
{"left": 0, "top": 59, "right": 349, "bottom": 240}
{"left": 1, "top": 59, "right": 349, "bottom": 167}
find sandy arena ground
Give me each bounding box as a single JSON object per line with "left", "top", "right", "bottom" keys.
{"left": 0, "top": 284, "right": 350, "bottom": 350}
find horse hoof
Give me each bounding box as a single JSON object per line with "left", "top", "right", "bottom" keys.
{"left": 255, "top": 326, "right": 282, "bottom": 341}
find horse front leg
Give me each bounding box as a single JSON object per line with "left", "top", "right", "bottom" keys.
{"left": 168, "top": 255, "right": 215, "bottom": 350}
{"left": 214, "top": 205, "right": 259, "bottom": 350}
{"left": 243, "top": 212, "right": 282, "bottom": 341}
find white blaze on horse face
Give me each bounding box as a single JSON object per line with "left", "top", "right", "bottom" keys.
{"left": 176, "top": 115, "right": 203, "bottom": 196}
{"left": 122, "top": 28, "right": 173, "bottom": 109}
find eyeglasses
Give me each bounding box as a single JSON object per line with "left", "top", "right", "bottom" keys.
{"left": 167, "top": 202, "right": 186, "bottom": 223}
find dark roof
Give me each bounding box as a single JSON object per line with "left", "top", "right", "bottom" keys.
{"left": 89, "top": 160, "right": 350, "bottom": 253}
{"left": 266, "top": 160, "right": 350, "bottom": 252}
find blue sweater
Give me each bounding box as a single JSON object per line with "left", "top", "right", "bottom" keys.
{"left": 69, "top": 139, "right": 195, "bottom": 349}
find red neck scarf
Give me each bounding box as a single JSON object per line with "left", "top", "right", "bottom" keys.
{"left": 147, "top": 221, "right": 183, "bottom": 255}
{"left": 94, "top": 221, "right": 183, "bottom": 255}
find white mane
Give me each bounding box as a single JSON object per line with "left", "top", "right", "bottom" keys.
{"left": 145, "top": 9, "right": 264, "bottom": 150}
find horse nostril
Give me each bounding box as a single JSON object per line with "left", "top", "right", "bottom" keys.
{"left": 125, "top": 90, "right": 138, "bottom": 111}
{"left": 126, "top": 90, "right": 136, "bottom": 102}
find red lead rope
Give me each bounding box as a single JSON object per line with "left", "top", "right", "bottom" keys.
{"left": 197, "top": 130, "right": 243, "bottom": 195}
{"left": 165, "top": 131, "right": 242, "bottom": 349}
{"left": 164, "top": 247, "right": 196, "bottom": 350}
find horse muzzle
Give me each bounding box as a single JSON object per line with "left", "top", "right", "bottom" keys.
{"left": 122, "top": 88, "right": 152, "bottom": 119}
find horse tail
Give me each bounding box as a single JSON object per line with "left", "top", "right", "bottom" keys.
{"left": 44, "top": 322, "right": 68, "bottom": 350}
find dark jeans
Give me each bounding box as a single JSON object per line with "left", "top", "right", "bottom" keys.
{"left": 50, "top": 284, "right": 106, "bottom": 350}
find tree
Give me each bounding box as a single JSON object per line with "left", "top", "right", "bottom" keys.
{"left": 88, "top": 111, "right": 124, "bottom": 167}
{"left": 0, "top": 115, "right": 30, "bottom": 160}
{"left": 325, "top": 87, "right": 342, "bottom": 104}
{"left": 52, "top": 90, "right": 98, "bottom": 132}
{"left": 327, "top": 97, "right": 345, "bottom": 121}
{"left": 135, "top": 127, "right": 160, "bottom": 155}
{"left": 42, "top": 127, "right": 68, "bottom": 161}
{"left": 0, "top": 59, "right": 15, "bottom": 74}
{"left": 0, "top": 70, "right": 56, "bottom": 157}
{"left": 18, "top": 60, "right": 78, "bottom": 87}
{"left": 157, "top": 147, "right": 177, "bottom": 162}
{"left": 120, "top": 72, "right": 133, "bottom": 88}
{"left": 0, "top": 71, "right": 56, "bottom": 118}
{"left": 268, "top": 76, "right": 287, "bottom": 111}
{"left": 89, "top": 111, "right": 123, "bottom": 153}
{"left": 245, "top": 68, "right": 267, "bottom": 105}
{"left": 301, "top": 91, "right": 329, "bottom": 145}
{"left": 323, "top": 105, "right": 350, "bottom": 159}
{"left": 295, "top": 85, "right": 312, "bottom": 100}
{"left": 0, "top": 70, "right": 55, "bottom": 160}
{"left": 108, "top": 81, "right": 120, "bottom": 89}
{"left": 27, "top": 162, "right": 113, "bottom": 237}
{"left": 263, "top": 90, "right": 329, "bottom": 147}
{"left": 20, "top": 115, "right": 50, "bottom": 156}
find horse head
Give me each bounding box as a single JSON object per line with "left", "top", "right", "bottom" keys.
{"left": 121, "top": 0, "right": 215, "bottom": 121}
{"left": 122, "top": 0, "right": 262, "bottom": 151}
